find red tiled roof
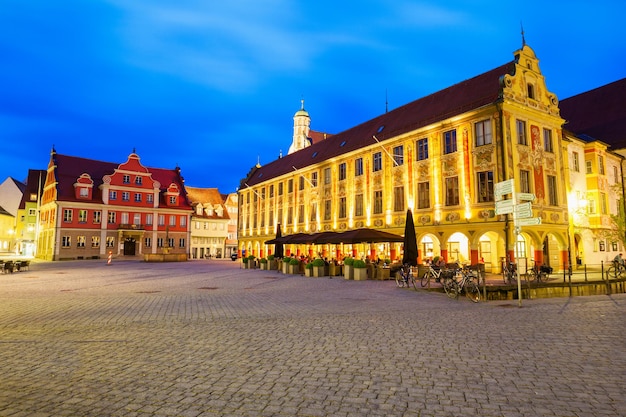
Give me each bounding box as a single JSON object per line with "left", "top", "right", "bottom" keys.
{"left": 243, "top": 61, "right": 514, "bottom": 187}
{"left": 309, "top": 129, "right": 333, "bottom": 145}
{"left": 52, "top": 153, "right": 190, "bottom": 208}
{"left": 559, "top": 78, "right": 626, "bottom": 149}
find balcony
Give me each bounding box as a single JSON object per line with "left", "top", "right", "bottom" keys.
{"left": 117, "top": 224, "right": 145, "bottom": 230}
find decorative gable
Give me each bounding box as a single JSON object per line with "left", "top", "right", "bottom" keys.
{"left": 73, "top": 173, "right": 94, "bottom": 200}
{"left": 165, "top": 183, "right": 180, "bottom": 206}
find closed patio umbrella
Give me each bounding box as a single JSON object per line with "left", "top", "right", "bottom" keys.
{"left": 402, "top": 209, "right": 418, "bottom": 266}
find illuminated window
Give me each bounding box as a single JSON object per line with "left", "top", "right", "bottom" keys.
{"left": 311, "top": 172, "right": 318, "bottom": 187}
{"left": 417, "top": 182, "right": 430, "bottom": 209}
{"left": 355, "top": 158, "right": 363, "bottom": 176}
{"left": 373, "top": 190, "right": 383, "bottom": 214}
{"left": 77, "top": 236, "right": 86, "bottom": 248}
{"left": 547, "top": 175, "right": 558, "bottom": 206}
{"left": 519, "top": 170, "right": 531, "bottom": 194}
{"left": 373, "top": 152, "right": 382, "bottom": 172}
{"left": 475, "top": 120, "right": 492, "bottom": 146}
{"left": 572, "top": 152, "right": 580, "bottom": 172}
{"left": 443, "top": 130, "right": 457, "bottom": 154}
{"left": 309, "top": 203, "right": 317, "bottom": 222}
{"left": 338, "top": 197, "right": 347, "bottom": 219}
{"left": 393, "top": 186, "right": 404, "bottom": 211}
{"left": 445, "top": 177, "right": 459, "bottom": 206}
{"left": 324, "top": 167, "right": 331, "bottom": 184}
{"left": 516, "top": 120, "right": 527, "bottom": 145}
{"left": 324, "top": 200, "right": 331, "bottom": 221}
{"left": 298, "top": 204, "right": 305, "bottom": 223}
{"left": 393, "top": 145, "right": 404, "bottom": 166}
{"left": 338, "top": 162, "right": 347, "bottom": 181}
{"left": 477, "top": 171, "right": 494, "bottom": 203}
{"left": 355, "top": 194, "right": 363, "bottom": 217}
{"left": 93, "top": 211, "right": 101, "bottom": 224}
{"left": 543, "top": 128, "right": 553, "bottom": 153}
{"left": 91, "top": 236, "right": 100, "bottom": 248}
{"left": 416, "top": 138, "right": 428, "bottom": 160}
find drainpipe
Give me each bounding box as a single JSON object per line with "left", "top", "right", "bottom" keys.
{"left": 496, "top": 102, "right": 510, "bottom": 263}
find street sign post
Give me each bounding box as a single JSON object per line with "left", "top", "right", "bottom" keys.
{"left": 516, "top": 217, "right": 542, "bottom": 226}
{"left": 495, "top": 199, "right": 514, "bottom": 215}
{"left": 495, "top": 179, "right": 514, "bottom": 197}
{"left": 517, "top": 193, "right": 535, "bottom": 201}
{"left": 514, "top": 202, "right": 533, "bottom": 219}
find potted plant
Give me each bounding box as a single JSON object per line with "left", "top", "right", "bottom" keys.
{"left": 288, "top": 257, "right": 301, "bottom": 275}
{"left": 353, "top": 259, "right": 368, "bottom": 280}
{"left": 304, "top": 262, "right": 313, "bottom": 277}
{"left": 267, "top": 254, "right": 278, "bottom": 270}
{"left": 282, "top": 257, "right": 292, "bottom": 274}
{"left": 247, "top": 255, "right": 256, "bottom": 269}
{"left": 259, "top": 257, "right": 268, "bottom": 270}
{"left": 343, "top": 257, "right": 354, "bottom": 280}
{"left": 311, "top": 258, "right": 326, "bottom": 277}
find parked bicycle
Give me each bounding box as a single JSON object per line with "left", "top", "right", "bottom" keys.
{"left": 606, "top": 261, "right": 626, "bottom": 279}
{"left": 395, "top": 263, "right": 418, "bottom": 289}
{"left": 420, "top": 265, "right": 443, "bottom": 287}
{"left": 502, "top": 260, "right": 518, "bottom": 285}
{"left": 441, "top": 266, "right": 480, "bottom": 302}
{"left": 526, "top": 262, "right": 552, "bottom": 283}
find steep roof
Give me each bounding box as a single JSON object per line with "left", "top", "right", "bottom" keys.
{"left": 51, "top": 153, "right": 190, "bottom": 208}
{"left": 18, "top": 169, "right": 46, "bottom": 209}
{"left": 243, "top": 61, "right": 514, "bottom": 187}
{"left": 560, "top": 78, "right": 626, "bottom": 149}
{"left": 185, "top": 186, "right": 230, "bottom": 220}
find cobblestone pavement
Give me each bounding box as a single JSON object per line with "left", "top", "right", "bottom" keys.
{"left": 1, "top": 259, "right": 625, "bottom": 417}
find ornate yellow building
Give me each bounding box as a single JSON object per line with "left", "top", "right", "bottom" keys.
{"left": 238, "top": 43, "right": 619, "bottom": 273}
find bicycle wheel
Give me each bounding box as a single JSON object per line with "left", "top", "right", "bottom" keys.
{"left": 395, "top": 271, "right": 405, "bottom": 287}
{"left": 410, "top": 273, "right": 418, "bottom": 290}
{"left": 606, "top": 267, "right": 616, "bottom": 280}
{"left": 420, "top": 272, "right": 429, "bottom": 287}
{"left": 442, "top": 278, "right": 459, "bottom": 299}
{"left": 464, "top": 280, "right": 480, "bottom": 302}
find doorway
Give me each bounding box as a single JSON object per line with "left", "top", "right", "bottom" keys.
{"left": 124, "top": 237, "right": 136, "bottom": 256}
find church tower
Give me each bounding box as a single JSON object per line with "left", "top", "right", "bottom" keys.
{"left": 288, "top": 99, "right": 311, "bottom": 154}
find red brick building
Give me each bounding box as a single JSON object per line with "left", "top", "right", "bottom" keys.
{"left": 37, "top": 149, "right": 192, "bottom": 261}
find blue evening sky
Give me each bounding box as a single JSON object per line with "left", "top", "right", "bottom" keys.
{"left": 1, "top": 1, "right": 624, "bottom": 193}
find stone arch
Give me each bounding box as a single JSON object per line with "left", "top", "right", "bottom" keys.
{"left": 416, "top": 232, "right": 443, "bottom": 263}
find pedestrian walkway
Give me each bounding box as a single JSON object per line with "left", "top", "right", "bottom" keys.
{"left": 0, "top": 259, "right": 624, "bottom": 416}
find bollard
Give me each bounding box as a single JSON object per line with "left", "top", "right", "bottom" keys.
{"left": 107, "top": 251, "right": 112, "bottom": 266}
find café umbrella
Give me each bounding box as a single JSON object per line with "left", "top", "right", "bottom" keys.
{"left": 402, "top": 209, "right": 418, "bottom": 266}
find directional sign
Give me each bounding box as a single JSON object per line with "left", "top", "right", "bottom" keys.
{"left": 515, "top": 202, "right": 533, "bottom": 218}
{"left": 495, "top": 179, "right": 514, "bottom": 197}
{"left": 495, "top": 199, "right": 514, "bottom": 215}
{"left": 516, "top": 217, "right": 542, "bottom": 226}
{"left": 517, "top": 193, "right": 535, "bottom": 201}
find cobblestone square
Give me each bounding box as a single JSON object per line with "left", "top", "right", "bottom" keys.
{"left": 1, "top": 259, "right": 624, "bottom": 416}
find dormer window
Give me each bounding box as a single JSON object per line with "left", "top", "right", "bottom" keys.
{"left": 79, "top": 187, "right": 89, "bottom": 198}
{"left": 196, "top": 205, "right": 203, "bottom": 215}
{"left": 169, "top": 196, "right": 177, "bottom": 205}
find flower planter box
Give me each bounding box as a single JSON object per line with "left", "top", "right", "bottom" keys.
{"left": 260, "top": 262, "right": 269, "bottom": 270}
{"left": 329, "top": 264, "right": 342, "bottom": 276}
{"left": 353, "top": 267, "right": 368, "bottom": 281}
{"left": 343, "top": 265, "right": 354, "bottom": 280}
{"left": 269, "top": 260, "right": 278, "bottom": 270}
{"left": 305, "top": 268, "right": 313, "bottom": 277}
{"left": 312, "top": 265, "right": 326, "bottom": 277}
{"left": 288, "top": 264, "right": 300, "bottom": 275}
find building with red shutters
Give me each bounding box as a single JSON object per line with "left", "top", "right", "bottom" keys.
{"left": 37, "top": 148, "right": 192, "bottom": 261}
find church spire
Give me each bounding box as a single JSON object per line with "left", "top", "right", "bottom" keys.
{"left": 520, "top": 21, "right": 526, "bottom": 46}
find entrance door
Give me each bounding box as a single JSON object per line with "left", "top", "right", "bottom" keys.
{"left": 124, "top": 237, "right": 136, "bottom": 256}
